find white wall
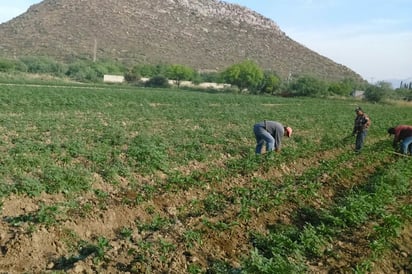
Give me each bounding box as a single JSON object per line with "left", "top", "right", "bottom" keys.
{"left": 103, "top": 75, "right": 125, "bottom": 83}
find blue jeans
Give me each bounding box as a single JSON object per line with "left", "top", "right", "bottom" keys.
{"left": 355, "top": 130, "right": 367, "bottom": 151}
{"left": 254, "top": 124, "right": 274, "bottom": 154}
{"left": 400, "top": 136, "right": 412, "bottom": 154}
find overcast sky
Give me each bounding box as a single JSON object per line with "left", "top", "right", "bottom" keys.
{"left": 1, "top": 0, "right": 411, "bottom": 83}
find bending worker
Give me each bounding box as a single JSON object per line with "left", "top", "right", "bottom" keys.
{"left": 253, "top": 120, "right": 292, "bottom": 154}
{"left": 387, "top": 125, "right": 412, "bottom": 155}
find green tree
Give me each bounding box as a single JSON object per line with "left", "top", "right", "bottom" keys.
{"left": 90, "top": 60, "right": 125, "bottom": 78}
{"left": 198, "top": 71, "right": 222, "bottom": 83}
{"left": 131, "top": 64, "right": 168, "bottom": 78}
{"left": 65, "top": 60, "right": 125, "bottom": 82}
{"left": 138, "top": 64, "right": 154, "bottom": 77}
{"left": 260, "top": 71, "right": 281, "bottom": 94}
{"left": 394, "top": 86, "right": 412, "bottom": 101}
{"left": 145, "top": 75, "right": 170, "bottom": 88}
{"left": 289, "top": 76, "right": 328, "bottom": 97}
{"left": 364, "top": 81, "right": 391, "bottom": 103}
{"left": 0, "top": 58, "right": 16, "bottom": 72}
{"left": 124, "top": 69, "right": 141, "bottom": 83}
{"left": 66, "top": 60, "right": 99, "bottom": 82}
{"left": 20, "top": 56, "right": 67, "bottom": 76}
{"left": 328, "top": 78, "right": 358, "bottom": 96}
{"left": 222, "top": 60, "right": 264, "bottom": 93}
{"left": 166, "top": 64, "right": 194, "bottom": 88}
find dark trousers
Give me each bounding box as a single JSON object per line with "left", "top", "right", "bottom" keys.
{"left": 355, "top": 130, "right": 367, "bottom": 151}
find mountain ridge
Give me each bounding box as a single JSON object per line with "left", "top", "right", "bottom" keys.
{"left": 0, "top": 0, "right": 363, "bottom": 82}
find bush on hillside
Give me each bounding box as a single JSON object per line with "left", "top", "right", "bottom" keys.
{"left": 144, "top": 75, "right": 170, "bottom": 88}
{"left": 20, "top": 56, "right": 67, "bottom": 77}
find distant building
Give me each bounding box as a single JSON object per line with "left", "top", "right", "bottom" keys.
{"left": 103, "top": 75, "right": 125, "bottom": 83}
{"left": 351, "top": 90, "right": 365, "bottom": 98}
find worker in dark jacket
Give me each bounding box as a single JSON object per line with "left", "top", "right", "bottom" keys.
{"left": 352, "top": 106, "right": 371, "bottom": 152}
{"left": 253, "top": 120, "right": 292, "bottom": 154}
{"left": 387, "top": 125, "right": 412, "bottom": 155}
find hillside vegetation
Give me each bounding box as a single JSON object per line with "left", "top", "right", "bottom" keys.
{"left": 0, "top": 80, "right": 410, "bottom": 273}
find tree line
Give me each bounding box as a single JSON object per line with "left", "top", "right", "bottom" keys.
{"left": 0, "top": 56, "right": 411, "bottom": 102}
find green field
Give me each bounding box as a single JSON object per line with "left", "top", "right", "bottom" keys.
{"left": 0, "top": 83, "right": 410, "bottom": 273}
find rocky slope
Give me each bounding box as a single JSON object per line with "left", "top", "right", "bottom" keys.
{"left": 0, "top": 0, "right": 362, "bottom": 81}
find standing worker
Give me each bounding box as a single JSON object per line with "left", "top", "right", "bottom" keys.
{"left": 253, "top": 120, "right": 292, "bottom": 154}
{"left": 352, "top": 106, "right": 371, "bottom": 153}
{"left": 387, "top": 125, "right": 412, "bottom": 155}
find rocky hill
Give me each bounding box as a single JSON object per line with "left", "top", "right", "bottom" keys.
{"left": 0, "top": 0, "right": 363, "bottom": 81}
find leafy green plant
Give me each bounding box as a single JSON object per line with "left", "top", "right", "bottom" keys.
{"left": 137, "top": 214, "right": 170, "bottom": 232}
{"left": 188, "top": 263, "right": 203, "bottom": 274}
{"left": 183, "top": 229, "right": 203, "bottom": 248}
{"left": 41, "top": 165, "right": 91, "bottom": 194}
{"left": 203, "top": 192, "right": 228, "bottom": 216}
{"left": 118, "top": 227, "right": 133, "bottom": 240}
{"left": 126, "top": 134, "right": 168, "bottom": 173}
{"left": 4, "top": 203, "right": 61, "bottom": 228}
{"left": 77, "top": 237, "right": 111, "bottom": 264}
{"left": 299, "top": 224, "right": 327, "bottom": 258}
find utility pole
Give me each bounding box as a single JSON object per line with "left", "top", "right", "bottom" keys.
{"left": 93, "top": 38, "right": 97, "bottom": 62}
{"left": 287, "top": 71, "right": 292, "bottom": 84}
